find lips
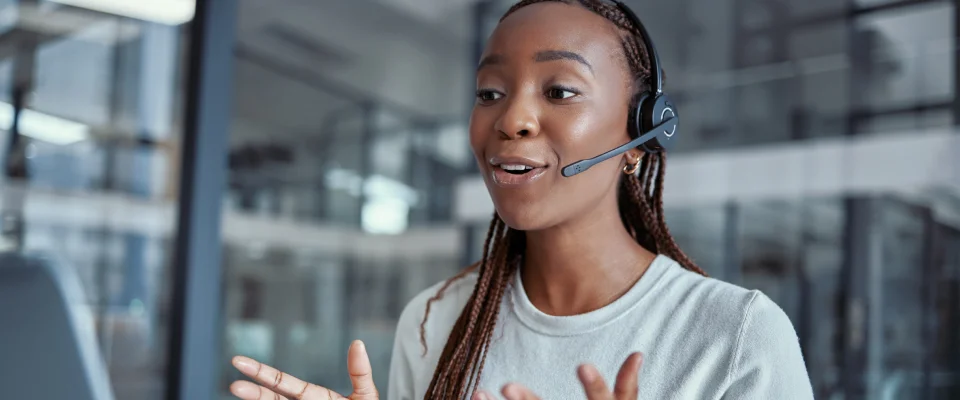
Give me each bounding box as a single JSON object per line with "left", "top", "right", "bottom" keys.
{"left": 489, "top": 156, "right": 549, "bottom": 186}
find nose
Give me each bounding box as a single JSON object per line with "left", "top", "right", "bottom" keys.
{"left": 495, "top": 95, "right": 540, "bottom": 139}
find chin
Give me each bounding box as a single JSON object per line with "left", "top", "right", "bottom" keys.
{"left": 480, "top": 168, "right": 560, "bottom": 231}
{"left": 491, "top": 196, "right": 554, "bottom": 232}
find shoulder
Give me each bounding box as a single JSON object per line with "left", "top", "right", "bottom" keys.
{"left": 655, "top": 258, "right": 800, "bottom": 357}
{"left": 656, "top": 260, "right": 769, "bottom": 332}
{"left": 723, "top": 292, "right": 812, "bottom": 397}
{"left": 673, "top": 268, "right": 796, "bottom": 343}
{"left": 655, "top": 259, "right": 809, "bottom": 394}
{"left": 388, "top": 269, "right": 478, "bottom": 399}
{"left": 389, "top": 269, "right": 478, "bottom": 397}
{"left": 727, "top": 290, "right": 802, "bottom": 367}
{"left": 394, "top": 268, "right": 478, "bottom": 355}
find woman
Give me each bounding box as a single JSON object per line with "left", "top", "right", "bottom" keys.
{"left": 229, "top": 1, "right": 814, "bottom": 399}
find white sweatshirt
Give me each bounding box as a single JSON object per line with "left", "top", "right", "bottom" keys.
{"left": 387, "top": 255, "right": 814, "bottom": 400}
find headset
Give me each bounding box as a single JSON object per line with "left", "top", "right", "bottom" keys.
{"left": 561, "top": 0, "right": 678, "bottom": 177}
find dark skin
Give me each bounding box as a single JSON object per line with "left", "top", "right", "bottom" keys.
{"left": 473, "top": 2, "right": 656, "bottom": 319}
{"left": 229, "top": 3, "right": 651, "bottom": 399}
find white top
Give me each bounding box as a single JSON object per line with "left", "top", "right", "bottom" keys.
{"left": 387, "top": 255, "right": 814, "bottom": 400}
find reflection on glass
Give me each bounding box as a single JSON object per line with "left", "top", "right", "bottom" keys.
{"left": 222, "top": 2, "right": 473, "bottom": 396}
{"left": 666, "top": 0, "right": 956, "bottom": 151}
{"left": 218, "top": 1, "right": 958, "bottom": 400}
{"left": 667, "top": 194, "right": 960, "bottom": 398}
{"left": 664, "top": 205, "right": 727, "bottom": 276}
{"left": 0, "top": 3, "right": 189, "bottom": 399}
{"left": 855, "top": 2, "right": 955, "bottom": 111}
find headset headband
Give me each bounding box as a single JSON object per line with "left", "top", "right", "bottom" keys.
{"left": 612, "top": 1, "right": 662, "bottom": 95}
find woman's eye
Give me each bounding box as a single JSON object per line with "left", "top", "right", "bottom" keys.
{"left": 476, "top": 90, "right": 503, "bottom": 102}
{"left": 547, "top": 88, "right": 577, "bottom": 100}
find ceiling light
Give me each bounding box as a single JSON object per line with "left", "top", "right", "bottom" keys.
{"left": 47, "top": 0, "right": 195, "bottom": 26}
{"left": 0, "top": 102, "right": 90, "bottom": 145}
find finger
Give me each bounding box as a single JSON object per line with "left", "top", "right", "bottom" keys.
{"left": 346, "top": 340, "right": 379, "bottom": 399}
{"left": 232, "top": 356, "right": 341, "bottom": 400}
{"left": 613, "top": 353, "right": 643, "bottom": 399}
{"left": 502, "top": 383, "right": 540, "bottom": 400}
{"left": 578, "top": 364, "right": 614, "bottom": 400}
{"left": 229, "top": 380, "right": 288, "bottom": 400}
{"left": 472, "top": 389, "right": 497, "bottom": 400}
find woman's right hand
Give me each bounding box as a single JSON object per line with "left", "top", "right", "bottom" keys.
{"left": 230, "top": 340, "right": 379, "bottom": 400}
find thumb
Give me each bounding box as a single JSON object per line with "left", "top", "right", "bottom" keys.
{"left": 347, "top": 340, "right": 379, "bottom": 399}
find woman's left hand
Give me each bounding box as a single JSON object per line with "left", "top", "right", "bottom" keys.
{"left": 474, "top": 352, "right": 644, "bottom": 400}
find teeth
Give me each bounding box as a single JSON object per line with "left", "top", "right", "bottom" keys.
{"left": 500, "top": 164, "right": 533, "bottom": 171}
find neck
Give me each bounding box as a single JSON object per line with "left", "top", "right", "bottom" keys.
{"left": 520, "top": 187, "right": 656, "bottom": 316}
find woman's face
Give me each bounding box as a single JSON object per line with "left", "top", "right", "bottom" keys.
{"left": 470, "top": 2, "right": 639, "bottom": 231}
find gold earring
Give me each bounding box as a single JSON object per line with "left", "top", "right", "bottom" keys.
{"left": 623, "top": 160, "right": 640, "bottom": 175}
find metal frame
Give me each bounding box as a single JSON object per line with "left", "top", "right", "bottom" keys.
{"left": 920, "top": 205, "right": 939, "bottom": 400}
{"left": 460, "top": 0, "right": 496, "bottom": 268}
{"left": 955, "top": 0, "right": 960, "bottom": 125}
{"left": 742, "top": 0, "right": 949, "bottom": 36}
{"left": 838, "top": 197, "right": 872, "bottom": 398}
{"left": 0, "top": 0, "right": 39, "bottom": 253}
{"left": 165, "top": 0, "right": 237, "bottom": 399}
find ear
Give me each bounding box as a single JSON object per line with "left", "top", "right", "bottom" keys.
{"left": 623, "top": 149, "right": 643, "bottom": 165}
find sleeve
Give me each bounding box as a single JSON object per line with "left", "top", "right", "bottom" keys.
{"left": 386, "top": 294, "right": 426, "bottom": 400}
{"left": 720, "top": 292, "right": 815, "bottom": 400}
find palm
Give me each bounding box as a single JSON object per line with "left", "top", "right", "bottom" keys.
{"left": 230, "top": 340, "right": 378, "bottom": 400}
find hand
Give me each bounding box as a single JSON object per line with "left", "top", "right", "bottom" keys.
{"left": 230, "top": 340, "right": 379, "bottom": 400}
{"left": 475, "top": 352, "right": 643, "bottom": 400}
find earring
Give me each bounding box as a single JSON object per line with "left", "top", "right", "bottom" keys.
{"left": 623, "top": 160, "right": 640, "bottom": 175}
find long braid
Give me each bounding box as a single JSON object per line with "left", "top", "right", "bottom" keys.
{"left": 419, "top": 1, "right": 704, "bottom": 398}
{"left": 444, "top": 219, "right": 504, "bottom": 380}
{"left": 452, "top": 229, "right": 510, "bottom": 392}
{"left": 419, "top": 213, "right": 498, "bottom": 356}
{"left": 444, "top": 220, "right": 501, "bottom": 364}
{"left": 464, "top": 231, "right": 521, "bottom": 397}
{"left": 422, "top": 216, "right": 514, "bottom": 398}
{"left": 629, "top": 156, "right": 663, "bottom": 252}
{"left": 420, "top": 214, "right": 502, "bottom": 394}
{"left": 651, "top": 153, "right": 706, "bottom": 274}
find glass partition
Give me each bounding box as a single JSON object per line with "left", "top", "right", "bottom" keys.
{"left": 0, "top": 2, "right": 192, "bottom": 399}
{"left": 478, "top": 0, "right": 958, "bottom": 152}
{"left": 219, "top": 0, "right": 473, "bottom": 396}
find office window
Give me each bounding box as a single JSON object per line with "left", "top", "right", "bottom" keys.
{"left": 0, "top": 4, "right": 191, "bottom": 400}
{"left": 220, "top": 0, "right": 471, "bottom": 396}
{"left": 854, "top": 3, "right": 955, "bottom": 112}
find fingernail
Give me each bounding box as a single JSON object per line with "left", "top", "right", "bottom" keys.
{"left": 355, "top": 340, "right": 366, "bottom": 353}
{"left": 233, "top": 356, "right": 257, "bottom": 375}
{"left": 578, "top": 365, "right": 596, "bottom": 383}
{"left": 503, "top": 383, "right": 521, "bottom": 396}
{"left": 230, "top": 381, "right": 257, "bottom": 397}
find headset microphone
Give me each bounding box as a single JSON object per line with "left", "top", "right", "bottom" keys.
{"left": 560, "top": 0, "right": 679, "bottom": 178}
{"left": 561, "top": 117, "right": 676, "bottom": 177}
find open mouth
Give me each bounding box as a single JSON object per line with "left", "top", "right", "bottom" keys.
{"left": 488, "top": 157, "right": 548, "bottom": 186}
{"left": 499, "top": 164, "right": 537, "bottom": 175}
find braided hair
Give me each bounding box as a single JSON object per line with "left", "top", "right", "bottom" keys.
{"left": 418, "top": 1, "right": 706, "bottom": 398}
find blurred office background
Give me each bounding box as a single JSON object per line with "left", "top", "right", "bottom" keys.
{"left": 0, "top": 0, "right": 957, "bottom": 399}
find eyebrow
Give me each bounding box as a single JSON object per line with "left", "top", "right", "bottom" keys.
{"left": 534, "top": 50, "right": 593, "bottom": 73}
{"left": 476, "top": 50, "right": 594, "bottom": 73}
{"left": 477, "top": 54, "right": 503, "bottom": 72}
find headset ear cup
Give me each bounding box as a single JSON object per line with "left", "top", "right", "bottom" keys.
{"left": 643, "top": 94, "right": 678, "bottom": 152}
{"left": 639, "top": 94, "right": 660, "bottom": 153}
{"left": 628, "top": 93, "right": 647, "bottom": 141}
